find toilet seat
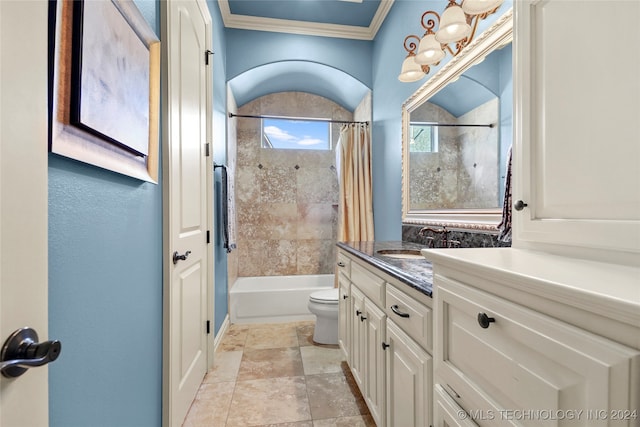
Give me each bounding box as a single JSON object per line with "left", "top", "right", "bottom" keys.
{"left": 309, "top": 288, "right": 339, "bottom": 304}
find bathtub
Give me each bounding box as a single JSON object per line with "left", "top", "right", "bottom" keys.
{"left": 230, "top": 274, "right": 335, "bottom": 324}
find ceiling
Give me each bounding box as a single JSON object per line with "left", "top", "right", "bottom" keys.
{"left": 228, "top": 61, "right": 370, "bottom": 111}
{"left": 219, "top": 0, "right": 394, "bottom": 40}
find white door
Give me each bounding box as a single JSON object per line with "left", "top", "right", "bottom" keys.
{"left": 0, "top": 1, "right": 50, "bottom": 426}
{"left": 162, "top": 1, "right": 212, "bottom": 426}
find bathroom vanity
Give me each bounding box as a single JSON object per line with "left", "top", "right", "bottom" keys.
{"left": 337, "top": 241, "right": 435, "bottom": 427}
{"left": 337, "top": 242, "right": 640, "bottom": 427}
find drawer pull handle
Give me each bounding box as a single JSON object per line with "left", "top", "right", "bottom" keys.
{"left": 337, "top": 262, "right": 346, "bottom": 267}
{"left": 356, "top": 310, "right": 362, "bottom": 317}
{"left": 391, "top": 305, "right": 410, "bottom": 318}
{"left": 343, "top": 295, "right": 349, "bottom": 300}
{"left": 360, "top": 315, "right": 367, "bottom": 322}
{"left": 477, "top": 312, "right": 495, "bottom": 329}
{"left": 445, "top": 383, "right": 461, "bottom": 399}
{"left": 381, "top": 342, "right": 390, "bottom": 350}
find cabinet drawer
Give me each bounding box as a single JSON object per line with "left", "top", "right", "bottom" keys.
{"left": 385, "top": 284, "right": 432, "bottom": 352}
{"left": 351, "top": 262, "right": 385, "bottom": 307}
{"left": 434, "top": 384, "right": 479, "bottom": 427}
{"left": 336, "top": 251, "right": 351, "bottom": 278}
{"left": 435, "top": 275, "right": 640, "bottom": 425}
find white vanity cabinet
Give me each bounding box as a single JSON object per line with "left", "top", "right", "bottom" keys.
{"left": 386, "top": 318, "right": 432, "bottom": 427}
{"left": 513, "top": 0, "right": 640, "bottom": 261}
{"left": 337, "top": 251, "right": 351, "bottom": 362}
{"left": 424, "top": 249, "right": 640, "bottom": 427}
{"left": 350, "top": 261, "right": 387, "bottom": 426}
{"left": 337, "top": 248, "right": 434, "bottom": 427}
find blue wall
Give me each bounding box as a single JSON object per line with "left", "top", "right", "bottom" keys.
{"left": 206, "top": 0, "right": 230, "bottom": 335}
{"left": 49, "top": 2, "right": 161, "bottom": 426}
{"left": 370, "top": 0, "right": 512, "bottom": 240}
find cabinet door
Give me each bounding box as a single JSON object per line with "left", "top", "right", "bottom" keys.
{"left": 350, "top": 285, "right": 366, "bottom": 391}
{"left": 386, "top": 319, "right": 432, "bottom": 427}
{"left": 364, "top": 299, "right": 386, "bottom": 427}
{"left": 338, "top": 273, "right": 351, "bottom": 362}
{"left": 513, "top": 0, "right": 640, "bottom": 257}
{"left": 436, "top": 275, "right": 640, "bottom": 427}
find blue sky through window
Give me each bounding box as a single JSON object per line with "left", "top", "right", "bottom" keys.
{"left": 263, "top": 118, "right": 330, "bottom": 150}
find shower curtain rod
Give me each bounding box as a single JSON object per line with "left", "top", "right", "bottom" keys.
{"left": 228, "top": 113, "right": 369, "bottom": 125}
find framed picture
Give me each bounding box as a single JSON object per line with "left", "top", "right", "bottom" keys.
{"left": 50, "top": 0, "right": 160, "bottom": 183}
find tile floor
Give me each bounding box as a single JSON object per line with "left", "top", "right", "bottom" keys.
{"left": 182, "top": 321, "right": 376, "bottom": 427}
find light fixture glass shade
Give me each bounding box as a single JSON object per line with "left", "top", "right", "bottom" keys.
{"left": 435, "top": 4, "right": 471, "bottom": 44}
{"left": 398, "top": 55, "right": 425, "bottom": 82}
{"left": 415, "top": 33, "right": 445, "bottom": 65}
{"left": 462, "top": 0, "right": 504, "bottom": 15}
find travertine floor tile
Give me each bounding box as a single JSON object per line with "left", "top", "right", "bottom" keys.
{"left": 237, "top": 347, "right": 304, "bottom": 381}
{"left": 296, "top": 323, "right": 316, "bottom": 347}
{"left": 244, "top": 323, "right": 299, "bottom": 349}
{"left": 300, "top": 346, "right": 345, "bottom": 375}
{"left": 182, "top": 382, "right": 235, "bottom": 427}
{"left": 253, "top": 422, "right": 314, "bottom": 427}
{"left": 306, "top": 373, "right": 368, "bottom": 420}
{"left": 312, "top": 415, "right": 376, "bottom": 427}
{"left": 219, "top": 326, "right": 249, "bottom": 352}
{"left": 183, "top": 321, "right": 372, "bottom": 427}
{"left": 226, "top": 376, "right": 311, "bottom": 426}
{"left": 203, "top": 350, "right": 243, "bottom": 383}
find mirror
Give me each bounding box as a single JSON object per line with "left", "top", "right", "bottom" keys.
{"left": 402, "top": 10, "right": 512, "bottom": 230}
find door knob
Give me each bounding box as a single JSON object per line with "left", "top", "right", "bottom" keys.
{"left": 172, "top": 250, "right": 191, "bottom": 265}
{"left": 1, "top": 327, "right": 61, "bottom": 378}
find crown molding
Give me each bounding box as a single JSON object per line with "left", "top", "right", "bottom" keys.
{"left": 218, "top": 0, "right": 394, "bottom": 41}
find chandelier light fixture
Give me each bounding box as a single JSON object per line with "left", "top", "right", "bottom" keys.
{"left": 398, "top": 0, "right": 504, "bottom": 83}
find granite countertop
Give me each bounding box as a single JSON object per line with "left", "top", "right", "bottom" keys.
{"left": 337, "top": 241, "right": 433, "bottom": 297}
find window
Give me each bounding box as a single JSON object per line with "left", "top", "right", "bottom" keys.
{"left": 262, "top": 117, "right": 331, "bottom": 150}
{"left": 409, "top": 123, "right": 438, "bottom": 153}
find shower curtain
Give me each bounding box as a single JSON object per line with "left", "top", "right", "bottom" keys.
{"left": 337, "top": 122, "right": 374, "bottom": 242}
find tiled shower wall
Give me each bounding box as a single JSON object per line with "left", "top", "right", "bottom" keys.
{"left": 233, "top": 92, "right": 353, "bottom": 277}
{"left": 410, "top": 99, "right": 499, "bottom": 210}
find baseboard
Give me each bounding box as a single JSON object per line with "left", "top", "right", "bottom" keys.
{"left": 213, "top": 314, "right": 230, "bottom": 354}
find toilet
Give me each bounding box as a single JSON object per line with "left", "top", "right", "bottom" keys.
{"left": 307, "top": 288, "right": 340, "bottom": 345}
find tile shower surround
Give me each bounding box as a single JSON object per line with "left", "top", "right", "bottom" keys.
{"left": 402, "top": 223, "right": 511, "bottom": 248}
{"left": 409, "top": 99, "right": 500, "bottom": 210}
{"left": 234, "top": 92, "right": 352, "bottom": 277}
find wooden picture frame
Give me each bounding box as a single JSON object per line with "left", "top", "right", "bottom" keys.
{"left": 50, "top": 0, "right": 160, "bottom": 183}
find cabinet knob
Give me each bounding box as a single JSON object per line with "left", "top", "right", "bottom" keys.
{"left": 360, "top": 315, "right": 367, "bottom": 322}
{"left": 477, "top": 312, "right": 496, "bottom": 329}
{"left": 343, "top": 295, "right": 349, "bottom": 300}
{"left": 381, "top": 342, "right": 390, "bottom": 350}
{"left": 337, "top": 261, "right": 346, "bottom": 267}
{"left": 356, "top": 310, "right": 362, "bottom": 317}
{"left": 514, "top": 200, "right": 528, "bottom": 211}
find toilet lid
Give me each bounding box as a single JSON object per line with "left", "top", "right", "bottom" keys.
{"left": 309, "top": 288, "right": 339, "bottom": 304}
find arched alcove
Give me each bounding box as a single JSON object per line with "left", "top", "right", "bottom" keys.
{"left": 228, "top": 60, "right": 370, "bottom": 111}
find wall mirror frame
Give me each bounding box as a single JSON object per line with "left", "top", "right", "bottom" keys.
{"left": 401, "top": 8, "right": 512, "bottom": 231}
